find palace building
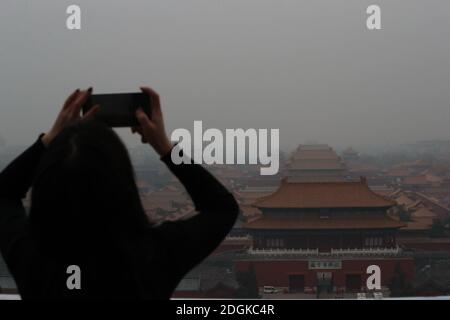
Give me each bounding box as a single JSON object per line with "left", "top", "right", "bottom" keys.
{"left": 285, "top": 144, "right": 347, "bottom": 182}
{"left": 235, "top": 176, "right": 414, "bottom": 296}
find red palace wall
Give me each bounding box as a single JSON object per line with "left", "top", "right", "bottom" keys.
{"left": 235, "top": 258, "right": 414, "bottom": 290}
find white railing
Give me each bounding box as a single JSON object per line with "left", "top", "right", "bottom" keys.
{"left": 225, "top": 235, "right": 251, "bottom": 241}
{"left": 248, "top": 248, "right": 319, "bottom": 255}
{"left": 247, "top": 246, "right": 402, "bottom": 256}
{"left": 330, "top": 246, "right": 401, "bottom": 255}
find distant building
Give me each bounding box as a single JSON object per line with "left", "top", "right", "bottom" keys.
{"left": 389, "top": 189, "right": 450, "bottom": 251}
{"left": 342, "top": 147, "right": 360, "bottom": 163}
{"left": 140, "top": 184, "right": 195, "bottom": 223}
{"left": 409, "top": 140, "right": 450, "bottom": 158}
{"left": 285, "top": 144, "right": 347, "bottom": 182}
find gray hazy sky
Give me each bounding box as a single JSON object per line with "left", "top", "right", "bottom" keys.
{"left": 0, "top": 0, "right": 449, "bottom": 151}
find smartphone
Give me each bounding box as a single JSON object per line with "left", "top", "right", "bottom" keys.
{"left": 82, "top": 92, "right": 151, "bottom": 127}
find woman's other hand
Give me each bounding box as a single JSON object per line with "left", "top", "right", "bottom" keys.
{"left": 132, "top": 86, "right": 172, "bottom": 157}
{"left": 41, "top": 88, "right": 100, "bottom": 147}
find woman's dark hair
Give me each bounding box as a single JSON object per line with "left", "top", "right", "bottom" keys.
{"left": 29, "top": 120, "right": 150, "bottom": 259}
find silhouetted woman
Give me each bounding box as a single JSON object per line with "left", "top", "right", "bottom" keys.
{"left": 0, "top": 87, "right": 239, "bottom": 299}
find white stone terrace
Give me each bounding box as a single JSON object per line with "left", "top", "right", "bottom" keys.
{"left": 245, "top": 246, "right": 403, "bottom": 258}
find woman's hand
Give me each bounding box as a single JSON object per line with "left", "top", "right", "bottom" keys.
{"left": 41, "top": 88, "right": 100, "bottom": 147}
{"left": 132, "top": 86, "right": 173, "bottom": 157}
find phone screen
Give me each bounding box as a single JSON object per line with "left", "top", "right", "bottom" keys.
{"left": 82, "top": 92, "right": 151, "bottom": 127}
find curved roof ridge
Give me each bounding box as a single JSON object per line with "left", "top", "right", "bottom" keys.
{"left": 254, "top": 177, "right": 396, "bottom": 209}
